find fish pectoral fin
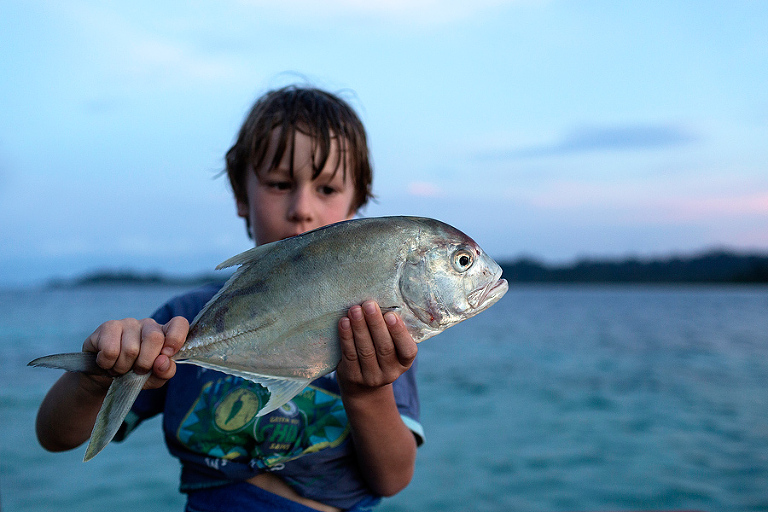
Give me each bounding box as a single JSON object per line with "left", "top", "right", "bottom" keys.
{"left": 84, "top": 371, "right": 149, "bottom": 461}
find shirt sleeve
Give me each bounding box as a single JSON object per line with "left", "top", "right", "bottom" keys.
{"left": 392, "top": 358, "right": 424, "bottom": 445}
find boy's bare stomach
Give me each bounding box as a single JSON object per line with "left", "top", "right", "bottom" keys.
{"left": 247, "top": 473, "right": 342, "bottom": 512}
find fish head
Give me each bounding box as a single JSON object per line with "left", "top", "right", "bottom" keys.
{"left": 399, "top": 220, "right": 508, "bottom": 340}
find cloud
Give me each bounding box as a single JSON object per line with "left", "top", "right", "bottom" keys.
{"left": 120, "top": 38, "right": 239, "bottom": 85}
{"left": 518, "top": 180, "right": 768, "bottom": 224}
{"left": 59, "top": 3, "right": 240, "bottom": 89}
{"left": 233, "top": 0, "right": 521, "bottom": 25}
{"left": 407, "top": 181, "right": 443, "bottom": 197}
{"left": 480, "top": 123, "right": 699, "bottom": 160}
{"left": 659, "top": 192, "right": 768, "bottom": 221}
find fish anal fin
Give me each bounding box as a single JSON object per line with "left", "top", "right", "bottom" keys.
{"left": 256, "top": 377, "right": 313, "bottom": 417}
{"left": 177, "top": 360, "right": 311, "bottom": 417}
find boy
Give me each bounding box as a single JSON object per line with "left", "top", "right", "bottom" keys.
{"left": 36, "top": 86, "right": 422, "bottom": 511}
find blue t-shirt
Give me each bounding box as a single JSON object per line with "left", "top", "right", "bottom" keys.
{"left": 118, "top": 284, "right": 423, "bottom": 510}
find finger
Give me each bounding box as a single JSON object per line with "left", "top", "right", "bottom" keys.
{"left": 384, "top": 312, "right": 418, "bottom": 368}
{"left": 161, "top": 316, "right": 189, "bottom": 357}
{"left": 348, "top": 304, "right": 379, "bottom": 375}
{"left": 113, "top": 318, "right": 142, "bottom": 375}
{"left": 337, "top": 316, "right": 362, "bottom": 379}
{"left": 86, "top": 320, "right": 123, "bottom": 371}
{"left": 148, "top": 355, "right": 176, "bottom": 386}
{"left": 361, "top": 301, "right": 397, "bottom": 363}
{"left": 148, "top": 317, "right": 189, "bottom": 385}
{"left": 82, "top": 328, "right": 99, "bottom": 354}
{"left": 133, "top": 320, "right": 166, "bottom": 374}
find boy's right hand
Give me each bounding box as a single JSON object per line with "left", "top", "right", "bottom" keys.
{"left": 82, "top": 317, "right": 189, "bottom": 390}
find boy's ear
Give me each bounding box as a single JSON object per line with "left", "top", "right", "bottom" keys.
{"left": 236, "top": 199, "right": 249, "bottom": 219}
{"left": 345, "top": 209, "right": 357, "bottom": 221}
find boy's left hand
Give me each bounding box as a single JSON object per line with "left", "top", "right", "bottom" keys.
{"left": 336, "top": 300, "right": 418, "bottom": 394}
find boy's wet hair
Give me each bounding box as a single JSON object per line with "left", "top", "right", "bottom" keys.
{"left": 225, "top": 85, "right": 374, "bottom": 223}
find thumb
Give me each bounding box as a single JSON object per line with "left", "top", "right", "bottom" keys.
{"left": 161, "top": 316, "right": 189, "bottom": 357}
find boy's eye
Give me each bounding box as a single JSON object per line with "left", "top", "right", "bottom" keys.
{"left": 319, "top": 185, "right": 338, "bottom": 196}
{"left": 267, "top": 181, "right": 292, "bottom": 191}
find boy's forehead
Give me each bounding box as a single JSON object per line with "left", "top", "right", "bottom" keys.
{"left": 260, "top": 165, "right": 347, "bottom": 185}
{"left": 260, "top": 148, "right": 354, "bottom": 182}
{"left": 256, "top": 132, "right": 351, "bottom": 181}
{"left": 270, "top": 125, "right": 346, "bottom": 149}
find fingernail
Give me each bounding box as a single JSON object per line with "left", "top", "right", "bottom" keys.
{"left": 384, "top": 312, "right": 398, "bottom": 326}
{"left": 161, "top": 347, "right": 174, "bottom": 356}
{"left": 363, "top": 301, "right": 377, "bottom": 315}
{"left": 340, "top": 317, "right": 351, "bottom": 330}
{"left": 350, "top": 306, "right": 364, "bottom": 320}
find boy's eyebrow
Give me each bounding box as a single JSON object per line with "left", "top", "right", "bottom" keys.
{"left": 254, "top": 165, "right": 289, "bottom": 181}
{"left": 256, "top": 161, "right": 347, "bottom": 181}
{"left": 320, "top": 166, "right": 347, "bottom": 183}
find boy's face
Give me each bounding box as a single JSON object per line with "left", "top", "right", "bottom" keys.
{"left": 237, "top": 128, "right": 357, "bottom": 246}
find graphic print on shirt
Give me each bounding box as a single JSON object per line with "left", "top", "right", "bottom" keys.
{"left": 176, "top": 375, "right": 350, "bottom": 468}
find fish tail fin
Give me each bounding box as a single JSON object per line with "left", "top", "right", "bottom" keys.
{"left": 84, "top": 371, "right": 149, "bottom": 461}
{"left": 28, "top": 352, "right": 108, "bottom": 376}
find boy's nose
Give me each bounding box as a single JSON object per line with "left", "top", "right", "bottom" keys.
{"left": 287, "top": 187, "right": 313, "bottom": 223}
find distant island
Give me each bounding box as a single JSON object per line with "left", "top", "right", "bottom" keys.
{"left": 499, "top": 250, "right": 768, "bottom": 284}
{"left": 46, "top": 250, "right": 768, "bottom": 288}
{"left": 47, "top": 270, "right": 231, "bottom": 288}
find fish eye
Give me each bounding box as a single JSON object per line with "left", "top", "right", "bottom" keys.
{"left": 452, "top": 249, "right": 474, "bottom": 272}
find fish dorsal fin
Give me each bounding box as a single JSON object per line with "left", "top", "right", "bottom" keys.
{"left": 188, "top": 240, "right": 285, "bottom": 328}
{"left": 177, "top": 360, "right": 311, "bottom": 417}
{"left": 215, "top": 239, "right": 282, "bottom": 270}
{"left": 215, "top": 219, "right": 345, "bottom": 271}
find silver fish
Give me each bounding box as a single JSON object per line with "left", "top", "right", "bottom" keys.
{"left": 29, "top": 216, "right": 508, "bottom": 461}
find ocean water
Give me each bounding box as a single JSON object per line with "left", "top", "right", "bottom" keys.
{"left": 1, "top": 284, "right": 767, "bottom": 511}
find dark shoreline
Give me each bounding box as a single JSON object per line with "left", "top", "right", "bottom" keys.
{"left": 499, "top": 250, "right": 768, "bottom": 284}
{"left": 45, "top": 249, "right": 768, "bottom": 288}
{"left": 46, "top": 270, "right": 231, "bottom": 289}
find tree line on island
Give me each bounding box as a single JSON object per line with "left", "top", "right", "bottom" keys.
{"left": 499, "top": 250, "right": 768, "bottom": 284}
{"left": 47, "top": 270, "right": 231, "bottom": 288}
{"left": 48, "top": 249, "right": 768, "bottom": 287}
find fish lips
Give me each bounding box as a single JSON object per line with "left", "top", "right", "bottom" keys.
{"left": 467, "top": 272, "right": 509, "bottom": 310}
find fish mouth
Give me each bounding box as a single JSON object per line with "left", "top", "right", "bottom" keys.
{"left": 482, "top": 278, "right": 509, "bottom": 306}
{"left": 467, "top": 272, "right": 509, "bottom": 310}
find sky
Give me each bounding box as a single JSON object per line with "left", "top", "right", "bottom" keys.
{"left": 1, "top": 0, "right": 767, "bottom": 286}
